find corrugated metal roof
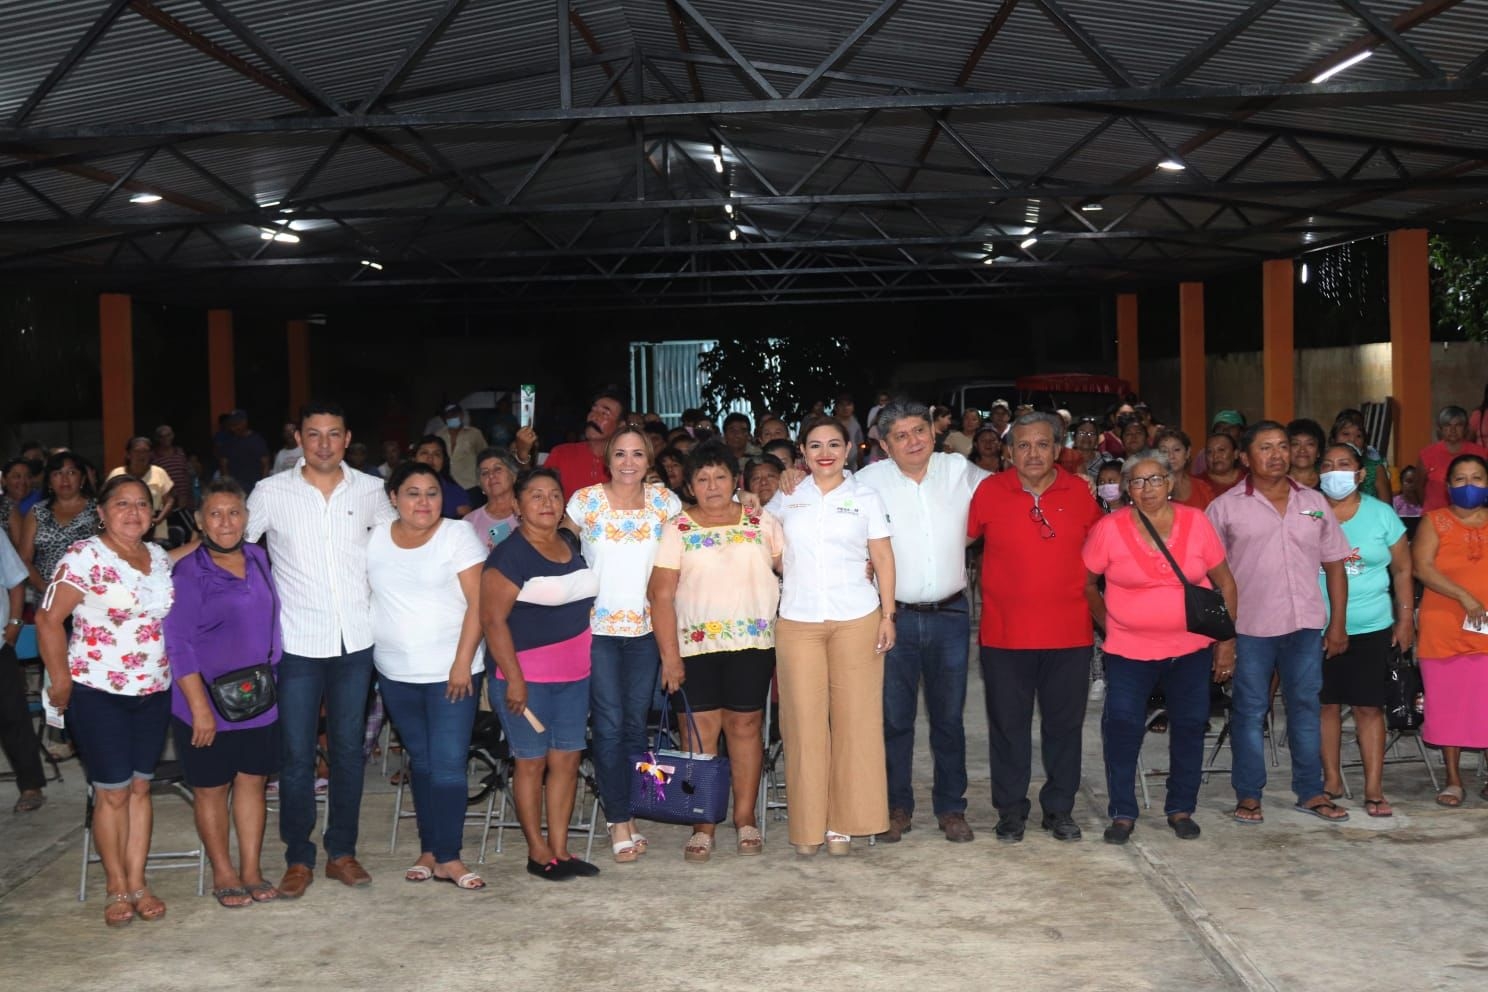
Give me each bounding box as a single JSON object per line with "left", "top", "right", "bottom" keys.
{"left": 0, "top": 0, "right": 1484, "bottom": 304}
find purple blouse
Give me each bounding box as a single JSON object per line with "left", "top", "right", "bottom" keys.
{"left": 165, "top": 544, "right": 283, "bottom": 729}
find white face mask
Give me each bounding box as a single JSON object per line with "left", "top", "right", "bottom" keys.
{"left": 1319, "top": 470, "right": 1359, "bottom": 500}
{"left": 445, "top": 416, "right": 462, "bottom": 429}
{"left": 1097, "top": 483, "right": 1121, "bottom": 503}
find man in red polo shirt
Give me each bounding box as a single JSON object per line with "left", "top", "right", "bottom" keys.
{"left": 968, "top": 411, "right": 1102, "bottom": 844}
{"left": 513, "top": 390, "right": 625, "bottom": 497}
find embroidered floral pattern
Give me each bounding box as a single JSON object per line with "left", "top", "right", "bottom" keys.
{"left": 683, "top": 617, "right": 774, "bottom": 644}
{"left": 679, "top": 521, "right": 764, "bottom": 551}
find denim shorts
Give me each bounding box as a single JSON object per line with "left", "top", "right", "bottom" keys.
{"left": 171, "top": 718, "right": 281, "bottom": 789}
{"left": 68, "top": 685, "right": 171, "bottom": 789}
{"left": 491, "top": 676, "right": 590, "bottom": 759}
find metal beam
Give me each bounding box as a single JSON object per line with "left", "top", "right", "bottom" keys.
{"left": 558, "top": 0, "right": 573, "bottom": 110}
{"left": 1154, "top": 0, "right": 1284, "bottom": 86}
{"left": 9, "top": 0, "right": 132, "bottom": 127}
{"left": 668, "top": 0, "right": 781, "bottom": 99}
{"left": 787, "top": 0, "right": 906, "bottom": 99}
{"left": 197, "top": 0, "right": 346, "bottom": 114}
{"left": 1333, "top": 0, "right": 1441, "bottom": 78}
{"left": 356, "top": 0, "right": 471, "bottom": 112}
{"left": 5, "top": 76, "right": 1481, "bottom": 142}
{"left": 1030, "top": 0, "right": 1134, "bottom": 86}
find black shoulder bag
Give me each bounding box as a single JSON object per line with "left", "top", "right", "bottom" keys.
{"left": 1133, "top": 507, "right": 1236, "bottom": 642}
{"left": 206, "top": 551, "right": 279, "bottom": 722}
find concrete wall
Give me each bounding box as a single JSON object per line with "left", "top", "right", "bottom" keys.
{"left": 1140, "top": 340, "right": 1488, "bottom": 462}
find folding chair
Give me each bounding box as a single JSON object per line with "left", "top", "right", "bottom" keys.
{"left": 79, "top": 759, "right": 205, "bottom": 901}
{"left": 476, "top": 748, "right": 600, "bottom": 864}
{"left": 7, "top": 625, "right": 63, "bottom": 785}
{"left": 1201, "top": 685, "right": 1279, "bottom": 782}
{"left": 756, "top": 674, "right": 786, "bottom": 835}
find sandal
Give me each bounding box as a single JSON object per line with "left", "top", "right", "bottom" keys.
{"left": 629, "top": 824, "right": 648, "bottom": 856}
{"left": 404, "top": 865, "right": 434, "bottom": 882}
{"left": 1363, "top": 798, "right": 1394, "bottom": 818}
{"left": 104, "top": 892, "right": 135, "bottom": 928}
{"left": 683, "top": 831, "right": 713, "bottom": 863}
{"left": 245, "top": 880, "right": 278, "bottom": 902}
{"left": 130, "top": 888, "right": 166, "bottom": 921}
{"left": 212, "top": 886, "right": 252, "bottom": 909}
{"left": 1435, "top": 785, "right": 1465, "bottom": 808}
{"left": 736, "top": 824, "right": 764, "bottom": 856}
{"left": 826, "top": 831, "right": 852, "bottom": 856}
{"left": 1232, "top": 800, "right": 1264, "bottom": 824}
{"left": 607, "top": 824, "right": 639, "bottom": 864}
{"left": 434, "top": 872, "right": 486, "bottom": 890}
{"left": 1294, "top": 798, "right": 1349, "bottom": 822}
{"left": 13, "top": 791, "right": 45, "bottom": 813}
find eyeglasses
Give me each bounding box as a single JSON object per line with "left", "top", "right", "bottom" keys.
{"left": 1128, "top": 474, "right": 1170, "bottom": 490}
{"left": 1028, "top": 502, "right": 1056, "bottom": 539}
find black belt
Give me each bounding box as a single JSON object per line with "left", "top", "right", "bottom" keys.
{"left": 895, "top": 593, "right": 966, "bottom": 613}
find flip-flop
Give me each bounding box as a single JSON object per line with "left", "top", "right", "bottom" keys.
{"left": 1294, "top": 800, "right": 1350, "bottom": 823}
{"left": 1435, "top": 785, "right": 1465, "bottom": 807}
{"left": 434, "top": 872, "right": 486, "bottom": 890}
{"left": 1363, "top": 798, "right": 1394, "bottom": 818}
{"left": 404, "top": 865, "right": 434, "bottom": 882}
{"left": 1232, "top": 801, "right": 1264, "bottom": 824}
{"left": 212, "top": 886, "right": 251, "bottom": 909}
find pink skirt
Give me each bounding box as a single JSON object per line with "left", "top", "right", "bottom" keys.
{"left": 1420, "top": 653, "right": 1488, "bottom": 748}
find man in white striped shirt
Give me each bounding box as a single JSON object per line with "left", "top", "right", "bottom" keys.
{"left": 247, "top": 400, "right": 396, "bottom": 897}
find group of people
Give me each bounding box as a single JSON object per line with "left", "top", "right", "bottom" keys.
{"left": 4, "top": 381, "right": 1487, "bottom": 928}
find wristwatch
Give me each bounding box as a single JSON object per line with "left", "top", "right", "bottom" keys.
{"left": 5, "top": 619, "right": 20, "bottom": 627}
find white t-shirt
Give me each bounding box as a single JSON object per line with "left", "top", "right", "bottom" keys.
{"left": 366, "top": 519, "right": 488, "bottom": 683}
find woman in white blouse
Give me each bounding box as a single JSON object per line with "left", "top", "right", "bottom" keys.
{"left": 566, "top": 427, "right": 681, "bottom": 860}
{"left": 36, "top": 475, "right": 175, "bottom": 926}
{"left": 367, "top": 463, "right": 489, "bottom": 890}
{"left": 767, "top": 415, "right": 897, "bottom": 856}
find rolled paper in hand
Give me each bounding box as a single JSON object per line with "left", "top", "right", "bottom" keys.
{"left": 523, "top": 707, "right": 546, "bottom": 732}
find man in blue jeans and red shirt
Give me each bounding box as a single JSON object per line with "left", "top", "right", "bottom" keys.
{"left": 247, "top": 401, "right": 396, "bottom": 896}
{"left": 968, "top": 412, "right": 1102, "bottom": 843}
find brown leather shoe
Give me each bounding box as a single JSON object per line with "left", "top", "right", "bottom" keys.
{"left": 278, "top": 864, "right": 314, "bottom": 899}
{"left": 878, "top": 807, "right": 913, "bottom": 843}
{"left": 325, "top": 855, "right": 372, "bottom": 887}
{"left": 938, "top": 811, "right": 975, "bottom": 843}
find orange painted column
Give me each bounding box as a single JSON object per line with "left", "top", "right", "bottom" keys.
{"left": 207, "top": 310, "right": 235, "bottom": 429}
{"left": 1262, "top": 259, "right": 1294, "bottom": 424}
{"left": 99, "top": 294, "right": 134, "bottom": 466}
{"left": 286, "top": 319, "right": 310, "bottom": 420}
{"left": 1179, "top": 282, "right": 1206, "bottom": 446}
{"left": 1116, "top": 292, "right": 1140, "bottom": 395}
{"left": 1389, "top": 229, "right": 1431, "bottom": 468}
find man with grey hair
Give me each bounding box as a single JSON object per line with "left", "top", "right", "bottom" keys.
{"left": 858, "top": 399, "right": 990, "bottom": 843}
{"left": 967, "top": 411, "right": 1102, "bottom": 843}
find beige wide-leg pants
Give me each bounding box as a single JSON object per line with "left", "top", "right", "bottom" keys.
{"left": 774, "top": 611, "right": 889, "bottom": 845}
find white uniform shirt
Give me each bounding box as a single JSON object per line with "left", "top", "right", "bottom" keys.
{"left": 366, "top": 519, "right": 487, "bottom": 683}
{"left": 0, "top": 528, "right": 28, "bottom": 628}
{"left": 856, "top": 452, "right": 988, "bottom": 605}
{"left": 246, "top": 460, "right": 397, "bottom": 657}
{"left": 767, "top": 474, "right": 891, "bottom": 622}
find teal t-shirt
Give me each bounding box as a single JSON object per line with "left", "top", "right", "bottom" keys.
{"left": 1320, "top": 495, "right": 1406, "bottom": 635}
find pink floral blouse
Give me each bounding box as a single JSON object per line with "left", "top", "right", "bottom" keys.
{"left": 48, "top": 537, "right": 174, "bottom": 696}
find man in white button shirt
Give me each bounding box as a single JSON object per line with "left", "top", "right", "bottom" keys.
{"left": 247, "top": 400, "right": 396, "bottom": 897}
{"left": 857, "top": 399, "right": 989, "bottom": 843}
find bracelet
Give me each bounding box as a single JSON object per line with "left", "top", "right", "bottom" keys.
{"left": 882, "top": 612, "right": 896, "bottom": 623}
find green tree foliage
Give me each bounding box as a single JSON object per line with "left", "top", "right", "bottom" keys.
{"left": 697, "top": 332, "right": 863, "bottom": 422}
{"left": 1430, "top": 234, "right": 1488, "bottom": 342}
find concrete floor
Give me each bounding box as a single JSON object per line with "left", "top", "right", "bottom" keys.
{"left": 4, "top": 663, "right": 1488, "bottom": 992}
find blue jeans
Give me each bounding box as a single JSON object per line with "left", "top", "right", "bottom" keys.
{"left": 589, "top": 633, "right": 660, "bottom": 823}
{"left": 1101, "top": 649, "right": 1212, "bottom": 821}
{"left": 883, "top": 602, "right": 969, "bottom": 817}
{"left": 1232, "top": 628, "right": 1323, "bottom": 804}
{"left": 277, "top": 648, "right": 374, "bottom": 868}
{"left": 379, "top": 677, "right": 477, "bottom": 863}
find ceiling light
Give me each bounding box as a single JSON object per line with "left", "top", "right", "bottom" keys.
{"left": 729, "top": 228, "right": 738, "bottom": 241}
{"left": 1080, "top": 202, "right": 1104, "bottom": 212}
{"left": 259, "top": 228, "right": 299, "bottom": 243}
{"left": 1157, "top": 159, "right": 1185, "bottom": 172}
{"left": 128, "top": 192, "right": 162, "bottom": 204}
{"left": 1020, "top": 237, "right": 1038, "bottom": 249}
{"left": 712, "top": 153, "right": 724, "bottom": 173}
{"left": 1300, "top": 262, "right": 1309, "bottom": 284}
{"left": 724, "top": 203, "right": 734, "bottom": 215}
{"left": 1311, "top": 50, "right": 1372, "bottom": 84}
{"left": 259, "top": 200, "right": 281, "bottom": 208}
{"left": 983, "top": 257, "right": 995, "bottom": 265}
{"left": 360, "top": 259, "right": 383, "bottom": 270}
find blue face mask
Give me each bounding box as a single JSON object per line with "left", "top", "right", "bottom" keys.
{"left": 445, "top": 416, "right": 462, "bottom": 429}
{"left": 1448, "top": 483, "right": 1488, "bottom": 510}
{"left": 1319, "top": 471, "right": 1359, "bottom": 501}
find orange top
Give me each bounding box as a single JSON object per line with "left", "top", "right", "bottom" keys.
{"left": 1176, "top": 474, "right": 1216, "bottom": 511}
{"left": 1418, "top": 508, "right": 1488, "bottom": 659}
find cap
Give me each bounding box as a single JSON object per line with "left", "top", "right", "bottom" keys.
{"left": 1211, "top": 409, "right": 1245, "bottom": 427}
{"left": 991, "top": 399, "right": 1011, "bottom": 410}
{"left": 226, "top": 409, "right": 248, "bottom": 423}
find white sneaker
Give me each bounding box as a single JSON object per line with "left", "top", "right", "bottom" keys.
{"left": 1089, "top": 678, "right": 1106, "bottom": 701}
